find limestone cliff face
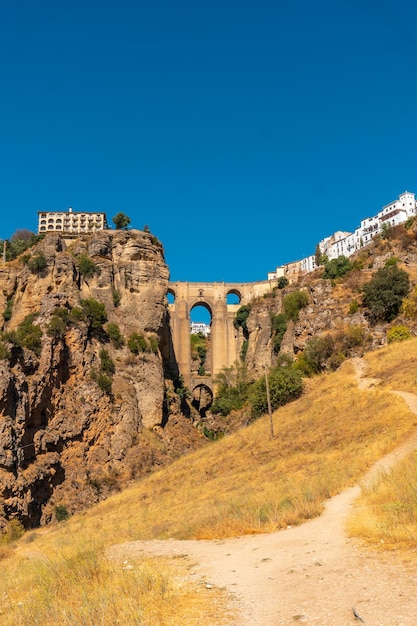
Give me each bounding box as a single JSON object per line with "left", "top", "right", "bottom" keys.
{"left": 0, "top": 230, "right": 200, "bottom": 529}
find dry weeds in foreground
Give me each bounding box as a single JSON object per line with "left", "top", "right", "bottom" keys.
{"left": 363, "top": 335, "right": 417, "bottom": 392}
{"left": 347, "top": 451, "right": 417, "bottom": 551}
{"left": 2, "top": 344, "right": 417, "bottom": 623}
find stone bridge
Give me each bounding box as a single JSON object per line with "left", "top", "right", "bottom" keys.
{"left": 167, "top": 280, "right": 278, "bottom": 405}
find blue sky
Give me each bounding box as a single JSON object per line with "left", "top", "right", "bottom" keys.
{"left": 1, "top": 0, "right": 417, "bottom": 283}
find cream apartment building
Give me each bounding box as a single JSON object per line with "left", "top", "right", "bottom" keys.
{"left": 38, "top": 208, "right": 108, "bottom": 235}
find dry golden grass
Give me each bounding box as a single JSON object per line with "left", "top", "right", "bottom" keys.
{"left": 345, "top": 337, "right": 417, "bottom": 551}
{"left": 362, "top": 335, "right": 417, "bottom": 392}
{"left": 347, "top": 452, "right": 417, "bottom": 552}
{"left": 2, "top": 342, "right": 417, "bottom": 622}
{"left": 0, "top": 533, "right": 235, "bottom": 625}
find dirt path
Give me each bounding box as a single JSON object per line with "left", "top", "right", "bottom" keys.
{"left": 109, "top": 360, "right": 417, "bottom": 625}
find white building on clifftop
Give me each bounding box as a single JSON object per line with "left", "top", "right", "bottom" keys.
{"left": 268, "top": 191, "right": 417, "bottom": 282}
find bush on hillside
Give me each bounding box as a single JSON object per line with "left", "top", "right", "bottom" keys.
{"left": 112, "top": 289, "right": 121, "bottom": 307}
{"left": 1, "top": 231, "right": 44, "bottom": 262}
{"left": 106, "top": 322, "right": 124, "bottom": 348}
{"left": 128, "top": 332, "right": 149, "bottom": 354}
{"left": 233, "top": 305, "right": 251, "bottom": 334}
{"left": 323, "top": 255, "right": 352, "bottom": 279}
{"left": 16, "top": 313, "right": 43, "bottom": 355}
{"left": 80, "top": 298, "right": 107, "bottom": 332}
{"left": 271, "top": 313, "right": 287, "bottom": 354}
{"left": 211, "top": 361, "right": 250, "bottom": 416}
{"left": 3, "top": 298, "right": 13, "bottom": 321}
{"left": 249, "top": 366, "right": 303, "bottom": 418}
{"left": 277, "top": 276, "right": 289, "bottom": 289}
{"left": 362, "top": 263, "right": 409, "bottom": 324}
{"left": 387, "top": 325, "right": 412, "bottom": 344}
{"left": 303, "top": 334, "right": 335, "bottom": 374}
{"left": 47, "top": 315, "right": 66, "bottom": 339}
{"left": 401, "top": 286, "right": 417, "bottom": 320}
{"left": 78, "top": 254, "right": 100, "bottom": 279}
{"left": 282, "top": 290, "right": 309, "bottom": 322}
{"left": 27, "top": 251, "right": 47, "bottom": 273}
{"left": 99, "top": 349, "right": 115, "bottom": 375}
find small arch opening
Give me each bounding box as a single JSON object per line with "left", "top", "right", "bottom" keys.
{"left": 191, "top": 384, "right": 213, "bottom": 418}
{"left": 226, "top": 290, "right": 241, "bottom": 305}
{"left": 167, "top": 289, "right": 175, "bottom": 305}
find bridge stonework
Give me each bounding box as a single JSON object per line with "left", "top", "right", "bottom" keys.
{"left": 168, "top": 280, "right": 278, "bottom": 392}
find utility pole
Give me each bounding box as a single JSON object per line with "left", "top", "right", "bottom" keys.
{"left": 264, "top": 363, "right": 274, "bottom": 439}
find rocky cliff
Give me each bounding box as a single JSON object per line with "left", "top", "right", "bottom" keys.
{"left": 0, "top": 230, "right": 202, "bottom": 530}
{"left": 242, "top": 232, "right": 417, "bottom": 380}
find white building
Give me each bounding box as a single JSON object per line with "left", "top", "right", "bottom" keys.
{"left": 268, "top": 191, "right": 417, "bottom": 281}
{"left": 190, "top": 322, "right": 211, "bottom": 336}
{"left": 38, "top": 208, "right": 108, "bottom": 235}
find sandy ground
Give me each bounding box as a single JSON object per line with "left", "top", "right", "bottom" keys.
{"left": 108, "top": 360, "right": 417, "bottom": 625}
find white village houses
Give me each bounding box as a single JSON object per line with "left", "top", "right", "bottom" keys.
{"left": 268, "top": 191, "right": 417, "bottom": 281}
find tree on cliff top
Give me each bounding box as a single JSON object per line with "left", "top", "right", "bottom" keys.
{"left": 112, "top": 212, "right": 131, "bottom": 230}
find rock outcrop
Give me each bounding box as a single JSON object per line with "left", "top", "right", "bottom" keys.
{"left": 0, "top": 230, "right": 202, "bottom": 529}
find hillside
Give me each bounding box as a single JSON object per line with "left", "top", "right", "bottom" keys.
{"left": 1, "top": 340, "right": 417, "bottom": 624}
{"left": 1, "top": 221, "right": 417, "bottom": 532}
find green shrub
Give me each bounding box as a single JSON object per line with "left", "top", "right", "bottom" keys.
{"left": 271, "top": 313, "right": 287, "bottom": 354}
{"left": 47, "top": 316, "right": 66, "bottom": 338}
{"left": 27, "top": 251, "right": 47, "bottom": 273}
{"left": 385, "top": 256, "right": 400, "bottom": 267}
{"left": 112, "top": 289, "right": 121, "bottom": 307}
{"left": 78, "top": 254, "right": 100, "bottom": 278}
{"left": 3, "top": 298, "right": 13, "bottom": 321}
{"left": 1, "top": 518, "right": 25, "bottom": 544}
{"left": 53, "top": 307, "right": 69, "bottom": 321}
{"left": 293, "top": 352, "right": 314, "bottom": 377}
{"left": 0, "top": 342, "right": 10, "bottom": 360}
{"left": 148, "top": 335, "right": 159, "bottom": 354}
{"left": 16, "top": 313, "right": 43, "bottom": 355}
{"left": 128, "top": 332, "right": 148, "bottom": 354}
{"left": 100, "top": 349, "right": 115, "bottom": 375}
{"left": 303, "top": 334, "right": 335, "bottom": 373}
{"left": 340, "top": 324, "right": 366, "bottom": 349}
{"left": 380, "top": 223, "right": 394, "bottom": 240}
{"left": 91, "top": 368, "right": 113, "bottom": 397}
{"left": 387, "top": 325, "right": 412, "bottom": 344}
{"left": 211, "top": 361, "right": 250, "bottom": 416}
{"left": 323, "top": 255, "right": 352, "bottom": 279}
{"left": 349, "top": 299, "right": 359, "bottom": 315}
{"left": 69, "top": 306, "right": 86, "bottom": 323}
{"left": 277, "top": 276, "right": 289, "bottom": 289}
{"left": 249, "top": 367, "right": 303, "bottom": 418}
{"left": 54, "top": 505, "right": 70, "bottom": 522}
{"left": 240, "top": 338, "right": 248, "bottom": 362}
{"left": 282, "top": 290, "right": 309, "bottom": 322}
{"left": 80, "top": 298, "right": 107, "bottom": 331}
{"left": 112, "top": 212, "right": 131, "bottom": 230}
{"left": 362, "top": 265, "right": 409, "bottom": 323}
{"left": 233, "top": 305, "right": 251, "bottom": 334}
{"left": 1, "top": 231, "right": 44, "bottom": 262}
{"left": 401, "top": 286, "right": 417, "bottom": 320}
{"left": 106, "top": 322, "right": 124, "bottom": 348}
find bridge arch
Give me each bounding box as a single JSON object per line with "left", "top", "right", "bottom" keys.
{"left": 226, "top": 289, "right": 241, "bottom": 305}
{"left": 167, "top": 280, "right": 278, "bottom": 392}
{"left": 191, "top": 383, "right": 213, "bottom": 418}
